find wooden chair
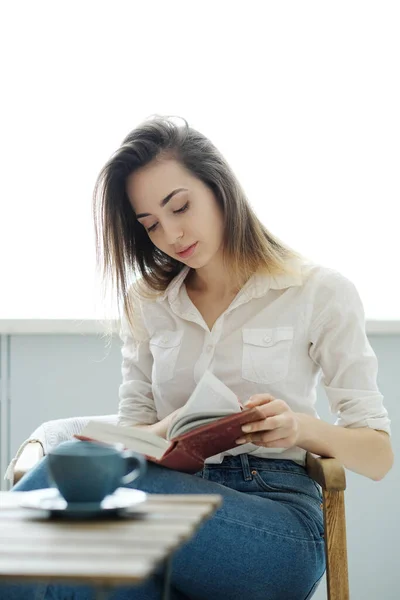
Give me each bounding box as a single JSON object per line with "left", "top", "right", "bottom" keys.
{"left": 12, "top": 441, "right": 349, "bottom": 599}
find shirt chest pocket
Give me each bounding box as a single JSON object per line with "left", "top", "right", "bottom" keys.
{"left": 242, "top": 327, "right": 294, "bottom": 384}
{"left": 149, "top": 330, "right": 183, "bottom": 384}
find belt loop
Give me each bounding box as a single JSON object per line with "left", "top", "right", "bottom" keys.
{"left": 240, "top": 453, "right": 252, "bottom": 481}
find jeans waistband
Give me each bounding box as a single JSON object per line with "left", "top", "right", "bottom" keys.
{"left": 213, "top": 454, "right": 308, "bottom": 481}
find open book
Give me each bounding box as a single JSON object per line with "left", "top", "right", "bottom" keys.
{"left": 75, "top": 371, "right": 284, "bottom": 473}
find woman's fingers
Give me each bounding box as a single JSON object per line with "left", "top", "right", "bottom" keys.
{"left": 245, "top": 394, "right": 275, "bottom": 407}
{"left": 242, "top": 414, "right": 284, "bottom": 433}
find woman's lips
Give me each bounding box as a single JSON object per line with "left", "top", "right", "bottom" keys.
{"left": 176, "top": 242, "right": 198, "bottom": 258}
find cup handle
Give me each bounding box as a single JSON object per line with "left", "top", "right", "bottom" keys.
{"left": 120, "top": 451, "right": 147, "bottom": 485}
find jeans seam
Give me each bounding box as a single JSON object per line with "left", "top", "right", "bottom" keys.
{"left": 301, "top": 571, "right": 325, "bottom": 600}
{"left": 213, "top": 514, "right": 325, "bottom": 544}
{"left": 35, "top": 583, "right": 47, "bottom": 600}
{"left": 239, "top": 453, "right": 252, "bottom": 481}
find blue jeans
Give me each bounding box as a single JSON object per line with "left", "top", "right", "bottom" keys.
{"left": 0, "top": 442, "right": 326, "bottom": 600}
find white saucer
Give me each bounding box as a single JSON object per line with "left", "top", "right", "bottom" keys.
{"left": 18, "top": 487, "right": 147, "bottom": 518}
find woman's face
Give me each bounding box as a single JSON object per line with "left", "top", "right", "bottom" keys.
{"left": 126, "top": 159, "right": 225, "bottom": 267}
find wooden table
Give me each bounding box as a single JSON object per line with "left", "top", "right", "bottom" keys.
{"left": 0, "top": 491, "right": 223, "bottom": 599}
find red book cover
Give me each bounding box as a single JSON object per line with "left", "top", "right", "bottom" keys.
{"left": 74, "top": 406, "right": 265, "bottom": 474}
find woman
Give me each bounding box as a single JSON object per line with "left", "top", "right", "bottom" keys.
{"left": 4, "top": 115, "right": 393, "bottom": 600}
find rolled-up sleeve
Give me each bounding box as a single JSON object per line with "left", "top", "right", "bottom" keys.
{"left": 308, "top": 270, "right": 391, "bottom": 436}
{"left": 117, "top": 290, "right": 158, "bottom": 428}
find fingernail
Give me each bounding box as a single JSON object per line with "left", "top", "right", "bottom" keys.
{"left": 241, "top": 425, "right": 251, "bottom": 432}
{"left": 235, "top": 437, "right": 246, "bottom": 444}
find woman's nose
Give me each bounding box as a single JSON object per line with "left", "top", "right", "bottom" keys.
{"left": 164, "top": 225, "right": 184, "bottom": 246}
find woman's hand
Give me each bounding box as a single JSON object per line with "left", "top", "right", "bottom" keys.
{"left": 137, "top": 407, "right": 182, "bottom": 439}
{"left": 235, "top": 394, "right": 301, "bottom": 449}
{"left": 157, "top": 407, "right": 182, "bottom": 439}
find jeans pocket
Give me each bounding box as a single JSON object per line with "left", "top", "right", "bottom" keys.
{"left": 252, "top": 469, "right": 321, "bottom": 502}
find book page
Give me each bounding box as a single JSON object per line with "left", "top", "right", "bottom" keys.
{"left": 78, "top": 420, "right": 170, "bottom": 459}
{"left": 167, "top": 415, "right": 226, "bottom": 438}
{"left": 167, "top": 371, "right": 241, "bottom": 440}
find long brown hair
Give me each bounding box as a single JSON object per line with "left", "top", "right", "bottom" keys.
{"left": 92, "top": 114, "right": 306, "bottom": 336}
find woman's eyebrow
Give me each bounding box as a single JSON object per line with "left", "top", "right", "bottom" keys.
{"left": 135, "top": 188, "right": 188, "bottom": 218}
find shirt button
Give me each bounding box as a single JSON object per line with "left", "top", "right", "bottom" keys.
{"left": 206, "top": 345, "right": 214, "bottom": 353}
{"left": 162, "top": 337, "right": 168, "bottom": 343}
{"left": 263, "top": 335, "right": 272, "bottom": 343}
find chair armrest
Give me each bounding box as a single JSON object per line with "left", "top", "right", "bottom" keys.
{"left": 306, "top": 451, "right": 346, "bottom": 491}
{"left": 306, "top": 452, "right": 349, "bottom": 598}
{"left": 13, "top": 441, "right": 45, "bottom": 486}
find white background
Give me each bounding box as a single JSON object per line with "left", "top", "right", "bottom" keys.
{"left": 0, "top": 0, "right": 399, "bottom": 320}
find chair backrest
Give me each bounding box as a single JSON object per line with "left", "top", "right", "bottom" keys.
{"left": 39, "top": 414, "right": 119, "bottom": 454}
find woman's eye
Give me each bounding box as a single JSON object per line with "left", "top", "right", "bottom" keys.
{"left": 174, "top": 201, "right": 189, "bottom": 214}
{"left": 146, "top": 202, "right": 189, "bottom": 233}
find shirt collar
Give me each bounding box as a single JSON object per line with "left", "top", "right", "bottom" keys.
{"left": 249, "top": 260, "right": 305, "bottom": 299}
{"left": 156, "top": 266, "right": 191, "bottom": 304}
{"left": 156, "top": 258, "right": 306, "bottom": 305}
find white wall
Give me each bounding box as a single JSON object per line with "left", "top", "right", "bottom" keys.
{"left": 1, "top": 1, "right": 399, "bottom": 321}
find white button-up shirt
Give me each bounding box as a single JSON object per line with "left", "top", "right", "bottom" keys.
{"left": 118, "top": 258, "right": 391, "bottom": 466}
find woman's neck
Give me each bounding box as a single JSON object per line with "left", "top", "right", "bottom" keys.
{"left": 185, "top": 262, "right": 243, "bottom": 299}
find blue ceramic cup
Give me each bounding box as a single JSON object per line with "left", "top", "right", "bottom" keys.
{"left": 47, "top": 440, "right": 146, "bottom": 504}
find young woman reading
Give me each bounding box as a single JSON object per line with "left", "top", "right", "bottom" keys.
{"left": 5, "top": 115, "right": 393, "bottom": 600}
